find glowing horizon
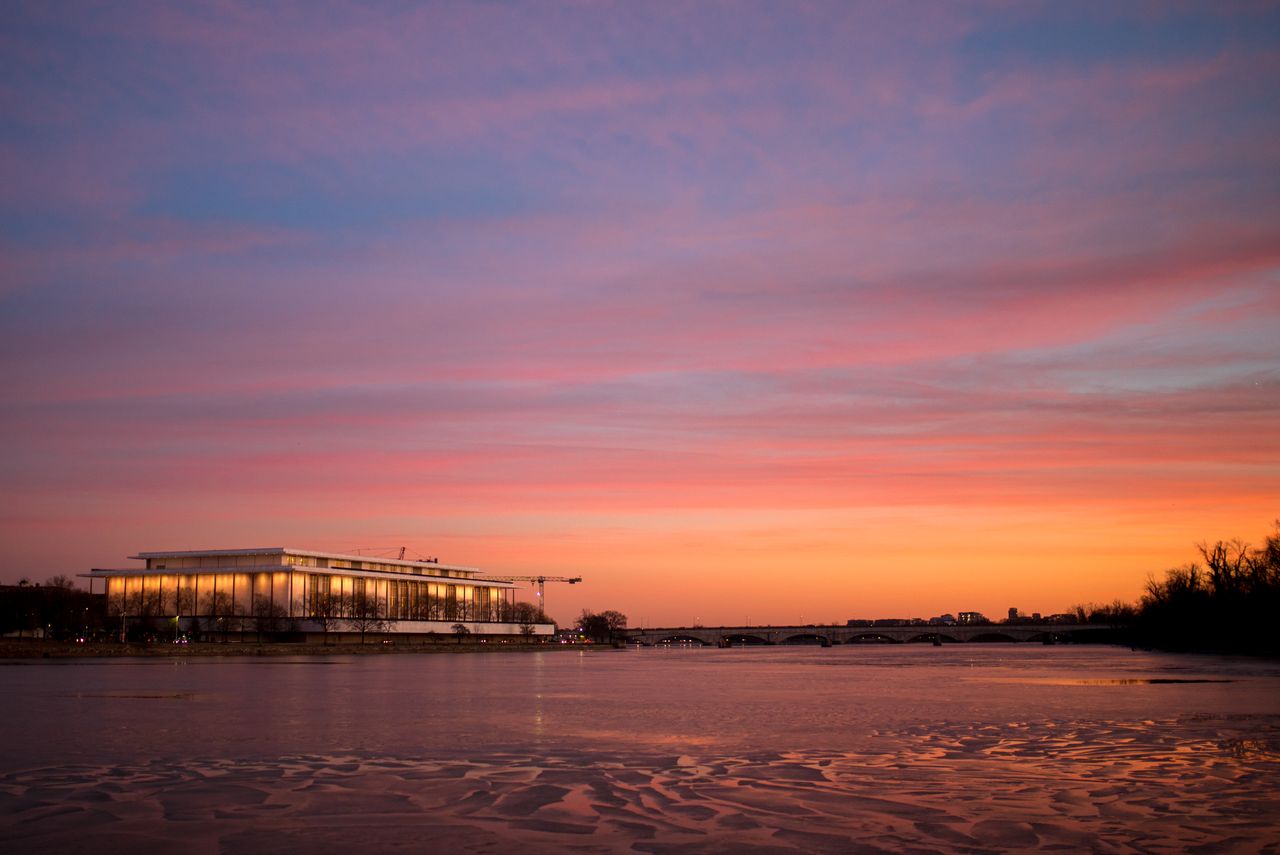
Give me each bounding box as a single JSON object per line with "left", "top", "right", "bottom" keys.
{"left": 1, "top": 2, "right": 1277, "bottom": 626}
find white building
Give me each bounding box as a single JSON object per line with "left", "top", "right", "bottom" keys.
{"left": 84, "top": 547, "right": 551, "bottom": 641}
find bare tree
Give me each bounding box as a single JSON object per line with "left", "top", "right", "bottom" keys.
{"left": 139, "top": 587, "right": 164, "bottom": 618}
{"left": 511, "top": 602, "right": 542, "bottom": 639}
{"left": 601, "top": 610, "right": 627, "bottom": 636}
{"left": 1139, "top": 522, "right": 1280, "bottom": 654}
{"left": 202, "top": 591, "right": 241, "bottom": 642}
{"left": 451, "top": 623, "right": 471, "bottom": 644}
{"left": 1199, "top": 539, "right": 1251, "bottom": 599}
{"left": 347, "top": 592, "right": 393, "bottom": 644}
{"left": 578, "top": 609, "right": 627, "bottom": 643}
{"left": 312, "top": 591, "right": 346, "bottom": 645}
{"left": 176, "top": 585, "right": 198, "bottom": 639}
{"left": 252, "top": 595, "right": 288, "bottom": 641}
{"left": 409, "top": 587, "right": 443, "bottom": 622}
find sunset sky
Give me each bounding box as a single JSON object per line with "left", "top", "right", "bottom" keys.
{"left": 2, "top": 2, "right": 1277, "bottom": 626}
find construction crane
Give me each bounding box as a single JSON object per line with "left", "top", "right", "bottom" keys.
{"left": 478, "top": 575, "right": 582, "bottom": 615}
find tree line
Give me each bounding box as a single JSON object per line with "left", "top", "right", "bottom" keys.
{"left": 1066, "top": 521, "right": 1280, "bottom": 654}
{"left": 1134, "top": 521, "right": 1280, "bottom": 655}
{"left": 0, "top": 576, "right": 106, "bottom": 639}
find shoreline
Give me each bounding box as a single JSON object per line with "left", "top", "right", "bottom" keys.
{"left": 0, "top": 639, "right": 598, "bottom": 659}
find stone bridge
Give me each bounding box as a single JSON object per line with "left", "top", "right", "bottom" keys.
{"left": 620, "top": 623, "right": 1119, "bottom": 647}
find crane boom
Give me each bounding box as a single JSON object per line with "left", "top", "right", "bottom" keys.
{"left": 477, "top": 575, "right": 582, "bottom": 616}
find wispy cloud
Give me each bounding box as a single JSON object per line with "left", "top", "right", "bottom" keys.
{"left": 1, "top": 1, "right": 1277, "bottom": 621}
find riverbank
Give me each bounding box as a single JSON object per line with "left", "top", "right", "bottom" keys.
{"left": 0, "top": 639, "right": 592, "bottom": 659}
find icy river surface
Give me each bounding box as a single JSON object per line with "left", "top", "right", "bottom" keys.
{"left": 2, "top": 644, "right": 1278, "bottom": 853}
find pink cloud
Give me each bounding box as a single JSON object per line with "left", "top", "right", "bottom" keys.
{"left": 3, "top": 2, "right": 1278, "bottom": 620}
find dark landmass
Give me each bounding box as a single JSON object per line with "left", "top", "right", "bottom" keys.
{"left": 1132, "top": 521, "right": 1280, "bottom": 657}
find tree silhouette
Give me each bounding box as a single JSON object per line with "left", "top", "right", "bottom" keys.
{"left": 312, "top": 591, "right": 346, "bottom": 645}
{"left": 252, "top": 595, "right": 289, "bottom": 641}
{"left": 511, "top": 602, "right": 543, "bottom": 639}
{"left": 1139, "top": 521, "right": 1280, "bottom": 654}
{"left": 578, "top": 609, "right": 627, "bottom": 643}
{"left": 347, "top": 592, "right": 393, "bottom": 643}
{"left": 201, "top": 591, "right": 241, "bottom": 642}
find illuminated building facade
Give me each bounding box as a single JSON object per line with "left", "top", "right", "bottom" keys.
{"left": 84, "top": 547, "right": 549, "bottom": 640}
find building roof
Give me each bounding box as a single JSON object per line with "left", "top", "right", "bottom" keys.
{"left": 80, "top": 546, "right": 520, "bottom": 587}
{"left": 85, "top": 563, "right": 517, "bottom": 588}
{"left": 130, "top": 547, "right": 479, "bottom": 574}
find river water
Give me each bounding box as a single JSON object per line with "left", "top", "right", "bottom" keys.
{"left": 2, "top": 645, "right": 1278, "bottom": 853}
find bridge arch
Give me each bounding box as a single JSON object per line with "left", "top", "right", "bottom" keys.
{"left": 968, "top": 632, "right": 1019, "bottom": 643}
{"left": 779, "top": 633, "right": 831, "bottom": 646}
{"left": 655, "top": 635, "right": 711, "bottom": 646}
{"left": 906, "top": 633, "right": 958, "bottom": 644}
{"left": 844, "top": 632, "right": 902, "bottom": 644}
{"left": 721, "top": 633, "right": 771, "bottom": 646}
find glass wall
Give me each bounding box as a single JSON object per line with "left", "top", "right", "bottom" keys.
{"left": 104, "top": 572, "right": 517, "bottom": 624}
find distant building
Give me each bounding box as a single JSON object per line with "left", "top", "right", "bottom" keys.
{"left": 83, "top": 547, "right": 550, "bottom": 640}
{"left": 957, "top": 611, "right": 989, "bottom": 625}
{"left": 929, "top": 614, "right": 957, "bottom": 626}
{"left": 1008, "top": 607, "right": 1019, "bottom": 621}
